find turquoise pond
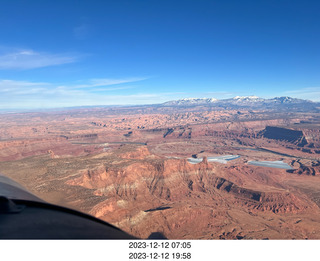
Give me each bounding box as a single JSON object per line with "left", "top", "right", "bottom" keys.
{"left": 187, "top": 155, "right": 240, "bottom": 164}
{"left": 248, "top": 160, "right": 293, "bottom": 169}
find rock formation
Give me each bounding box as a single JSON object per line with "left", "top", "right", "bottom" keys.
{"left": 1, "top": 98, "right": 320, "bottom": 239}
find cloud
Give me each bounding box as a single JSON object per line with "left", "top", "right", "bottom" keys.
{"left": 0, "top": 79, "right": 49, "bottom": 94}
{"left": 0, "top": 77, "right": 155, "bottom": 109}
{"left": 69, "top": 77, "right": 148, "bottom": 89}
{"left": 0, "top": 77, "right": 147, "bottom": 94}
{"left": 283, "top": 87, "right": 320, "bottom": 102}
{"left": 0, "top": 49, "right": 77, "bottom": 70}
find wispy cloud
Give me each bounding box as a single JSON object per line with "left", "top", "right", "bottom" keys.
{"left": 68, "top": 77, "right": 148, "bottom": 89}
{"left": 0, "top": 77, "right": 155, "bottom": 109}
{"left": 0, "top": 49, "right": 77, "bottom": 70}
{"left": 0, "top": 78, "right": 146, "bottom": 94}
{"left": 283, "top": 87, "right": 320, "bottom": 102}
{"left": 0, "top": 79, "right": 49, "bottom": 94}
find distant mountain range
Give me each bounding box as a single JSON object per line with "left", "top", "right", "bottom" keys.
{"left": 2, "top": 96, "right": 319, "bottom": 114}
{"left": 162, "top": 96, "right": 320, "bottom": 111}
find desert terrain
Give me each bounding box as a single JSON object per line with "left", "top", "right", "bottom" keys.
{"left": 1, "top": 97, "right": 320, "bottom": 239}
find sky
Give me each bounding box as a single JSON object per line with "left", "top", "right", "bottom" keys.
{"left": 0, "top": 0, "right": 320, "bottom": 109}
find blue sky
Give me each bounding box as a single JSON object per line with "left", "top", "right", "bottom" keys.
{"left": 0, "top": 0, "right": 320, "bottom": 109}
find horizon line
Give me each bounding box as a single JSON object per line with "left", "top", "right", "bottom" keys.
{"left": 0, "top": 95, "right": 318, "bottom": 113}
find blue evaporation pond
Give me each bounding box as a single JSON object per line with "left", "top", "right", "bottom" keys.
{"left": 187, "top": 158, "right": 203, "bottom": 164}
{"left": 248, "top": 160, "right": 293, "bottom": 169}
{"left": 207, "top": 155, "right": 240, "bottom": 162}
{"left": 187, "top": 155, "right": 240, "bottom": 164}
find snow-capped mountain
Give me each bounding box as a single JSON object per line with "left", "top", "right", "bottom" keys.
{"left": 163, "top": 98, "right": 218, "bottom": 106}
{"left": 223, "top": 96, "right": 264, "bottom": 104}
{"left": 267, "top": 96, "right": 306, "bottom": 104}
{"left": 161, "top": 96, "right": 318, "bottom": 111}
{"left": 233, "top": 95, "right": 261, "bottom": 101}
